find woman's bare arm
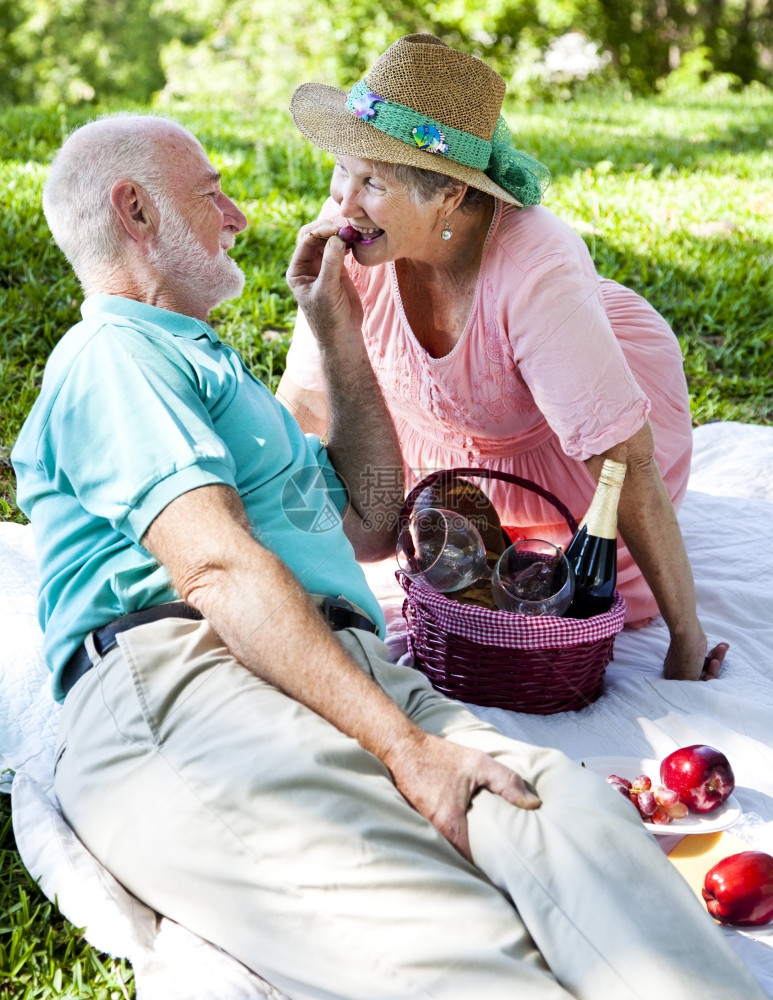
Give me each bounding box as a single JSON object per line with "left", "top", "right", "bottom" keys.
{"left": 587, "top": 421, "right": 726, "bottom": 681}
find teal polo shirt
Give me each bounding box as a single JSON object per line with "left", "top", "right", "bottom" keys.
{"left": 12, "top": 294, "right": 385, "bottom": 702}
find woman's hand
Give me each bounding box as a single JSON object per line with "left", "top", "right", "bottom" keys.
{"left": 286, "top": 220, "right": 363, "bottom": 348}
{"left": 663, "top": 628, "right": 729, "bottom": 681}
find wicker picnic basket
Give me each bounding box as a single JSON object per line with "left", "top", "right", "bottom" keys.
{"left": 398, "top": 468, "right": 627, "bottom": 715}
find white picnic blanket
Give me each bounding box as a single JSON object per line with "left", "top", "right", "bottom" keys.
{"left": 2, "top": 420, "right": 773, "bottom": 999}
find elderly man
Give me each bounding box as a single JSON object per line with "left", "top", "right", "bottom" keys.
{"left": 11, "top": 114, "right": 765, "bottom": 1000}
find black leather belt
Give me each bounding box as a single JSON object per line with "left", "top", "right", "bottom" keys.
{"left": 61, "top": 596, "right": 378, "bottom": 699}
{"left": 318, "top": 596, "right": 378, "bottom": 636}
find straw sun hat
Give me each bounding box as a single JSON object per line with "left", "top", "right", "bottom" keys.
{"left": 290, "top": 33, "right": 550, "bottom": 209}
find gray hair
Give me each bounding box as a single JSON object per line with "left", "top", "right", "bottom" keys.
{"left": 42, "top": 114, "right": 192, "bottom": 288}
{"left": 380, "top": 162, "right": 491, "bottom": 213}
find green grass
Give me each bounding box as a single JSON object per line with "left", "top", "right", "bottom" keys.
{"left": 0, "top": 793, "right": 134, "bottom": 998}
{"left": 1, "top": 88, "right": 772, "bottom": 994}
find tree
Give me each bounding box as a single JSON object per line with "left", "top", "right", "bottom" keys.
{"left": 155, "top": 0, "right": 597, "bottom": 109}
{"left": 1, "top": 0, "right": 770, "bottom": 108}
{"left": 4, "top": 0, "right": 198, "bottom": 106}
{"left": 712, "top": 0, "right": 773, "bottom": 86}
{"left": 595, "top": 0, "right": 773, "bottom": 91}
{"left": 0, "top": 0, "right": 28, "bottom": 104}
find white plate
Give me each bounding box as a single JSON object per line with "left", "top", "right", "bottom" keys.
{"left": 579, "top": 756, "right": 742, "bottom": 835}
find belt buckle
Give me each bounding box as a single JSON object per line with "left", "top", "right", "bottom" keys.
{"left": 321, "top": 596, "right": 356, "bottom": 624}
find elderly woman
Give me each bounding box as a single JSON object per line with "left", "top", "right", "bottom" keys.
{"left": 278, "top": 33, "right": 726, "bottom": 682}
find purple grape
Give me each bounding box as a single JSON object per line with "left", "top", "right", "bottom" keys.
{"left": 338, "top": 225, "right": 360, "bottom": 246}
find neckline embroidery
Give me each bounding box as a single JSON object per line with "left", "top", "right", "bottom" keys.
{"left": 390, "top": 200, "right": 502, "bottom": 364}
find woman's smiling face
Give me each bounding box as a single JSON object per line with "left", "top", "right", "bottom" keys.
{"left": 329, "top": 155, "right": 447, "bottom": 263}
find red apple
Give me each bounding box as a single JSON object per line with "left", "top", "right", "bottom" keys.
{"left": 659, "top": 745, "right": 735, "bottom": 814}
{"left": 702, "top": 852, "right": 773, "bottom": 926}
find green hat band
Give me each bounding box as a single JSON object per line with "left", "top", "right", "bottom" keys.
{"left": 344, "top": 79, "right": 550, "bottom": 207}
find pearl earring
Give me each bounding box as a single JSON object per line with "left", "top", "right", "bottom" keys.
{"left": 441, "top": 218, "right": 452, "bottom": 241}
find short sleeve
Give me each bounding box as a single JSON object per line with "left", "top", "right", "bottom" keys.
{"left": 510, "top": 254, "right": 650, "bottom": 460}
{"left": 46, "top": 327, "right": 237, "bottom": 543}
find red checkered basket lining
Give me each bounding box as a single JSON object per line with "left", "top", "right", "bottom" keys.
{"left": 398, "top": 468, "right": 627, "bottom": 715}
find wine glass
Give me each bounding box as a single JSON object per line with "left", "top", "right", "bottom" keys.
{"left": 492, "top": 539, "right": 574, "bottom": 616}
{"left": 396, "top": 507, "right": 489, "bottom": 593}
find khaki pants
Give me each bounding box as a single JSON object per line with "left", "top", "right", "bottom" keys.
{"left": 54, "top": 617, "right": 763, "bottom": 1000}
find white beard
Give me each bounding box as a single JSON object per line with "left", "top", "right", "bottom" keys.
{"left": 149, "top": 197, "right": 245, "bottom": 314}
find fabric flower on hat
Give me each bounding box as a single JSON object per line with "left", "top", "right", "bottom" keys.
{"left": 351, "top": 92, "right": 384, "bottom": 119}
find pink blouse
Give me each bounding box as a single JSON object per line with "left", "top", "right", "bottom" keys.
{"left": 285, "top": 202, "right": 693, "bottom": 623}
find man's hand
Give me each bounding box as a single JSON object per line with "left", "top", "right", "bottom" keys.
{"left": 383, "top": 730, "right": 541, "bottom": 862}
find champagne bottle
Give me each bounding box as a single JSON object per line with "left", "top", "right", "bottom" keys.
{"left": 563, "top": 458, "right": 626, "bottom": 619}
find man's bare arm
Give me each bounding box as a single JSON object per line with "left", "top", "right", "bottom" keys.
{"left": 142, "top": 483, "right": 540, "bottom": 859}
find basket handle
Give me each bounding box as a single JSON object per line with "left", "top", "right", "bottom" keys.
{"left": 400, "top": 467, "right": 578, "bottom": 535}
